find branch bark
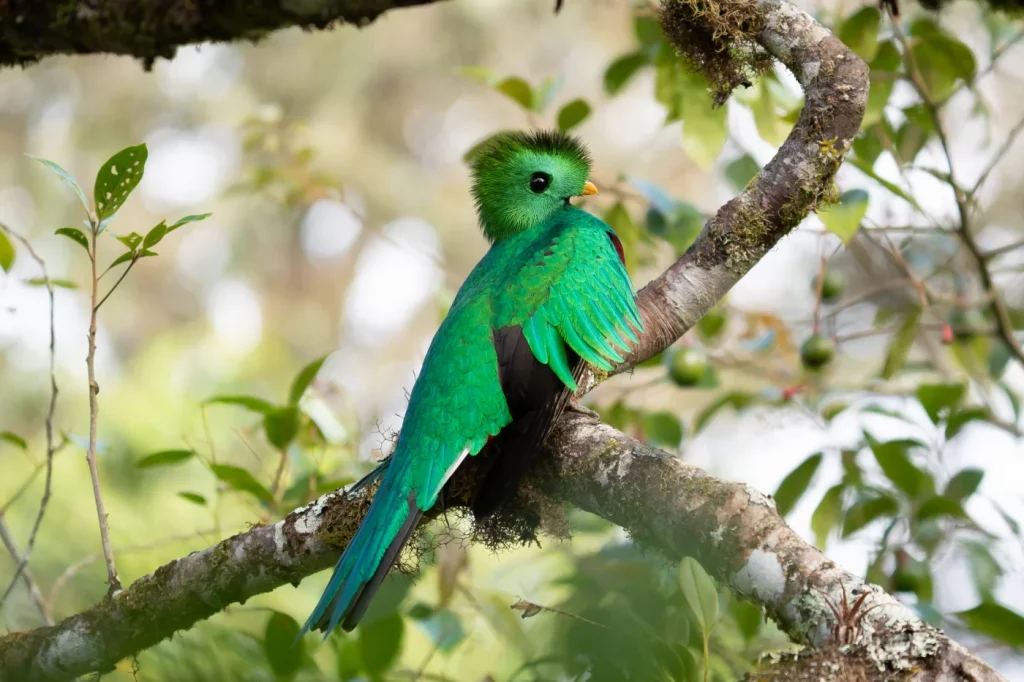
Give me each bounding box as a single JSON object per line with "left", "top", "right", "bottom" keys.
{"left": 0, "top": 412, "right": 1004, "bottom": 681}
{"left": 0, "top": 0, "right": 1006, "bottom": 680}
{"left": 0, "top": 0, "right": 444, "bottom": 69}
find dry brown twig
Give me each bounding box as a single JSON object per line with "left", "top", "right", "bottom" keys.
{"left": 0, "top": 223, "right": 59, "bottom": 617}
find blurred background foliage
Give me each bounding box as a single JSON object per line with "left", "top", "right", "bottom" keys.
{"left": 2, "top": 0, "right": 1024, "bottom": 679}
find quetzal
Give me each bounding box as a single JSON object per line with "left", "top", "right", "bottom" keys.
{"left": 300, "top": 129, "right": 643, "bottom": 637}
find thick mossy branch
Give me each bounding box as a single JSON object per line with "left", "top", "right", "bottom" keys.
{"left": 0, "top": 413, "right": 1005, "bottom": 682}
{"left": 660, "top": 0, "right": 774, "bottom": 105}
{"left": 610, "top": 0, "right": 869, "bottom": 374}
{"left": 541, "top": 413, "right": 1006, "bottom": 682}
{"left": 0, "top": 0, "right": 443, "bottom": 69}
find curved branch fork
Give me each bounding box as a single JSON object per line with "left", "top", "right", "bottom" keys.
{"left": 612, "top": 0, "right": 870, "bottom": 374}
{"left": 0, "top": 1, "right": 1005, "bottom": 681}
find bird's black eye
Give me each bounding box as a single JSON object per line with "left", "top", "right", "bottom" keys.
{"left": 529, "top": 172, "right": 551, "bottom": 194}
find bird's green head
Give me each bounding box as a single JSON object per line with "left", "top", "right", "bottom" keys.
{"left": 469, "top": 130, "right": 597, "bottom": 243}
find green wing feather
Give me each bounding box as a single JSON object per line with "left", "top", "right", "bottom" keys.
{"left": 497, "top": 208, "right": 643, "bottom": 391}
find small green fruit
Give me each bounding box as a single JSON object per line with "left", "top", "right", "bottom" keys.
{"left": 800, "top": 335, "right": 835, "bottom": 369}
{"left": 697, "top": 306, "right": 727, "bottom": 342}
{"left": 813, "top": 271, "right": 844, "bottom": 303}
{"left": 669, "top": 346, "right": 708, "bottom": 387}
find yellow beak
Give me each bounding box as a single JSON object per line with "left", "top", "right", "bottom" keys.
{"left": 581, "top": 181, "right": 599, "bottom": 196}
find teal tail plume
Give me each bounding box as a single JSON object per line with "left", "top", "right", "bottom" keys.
{"left": 297, "top": 456, "right": 420, "bottom": 639}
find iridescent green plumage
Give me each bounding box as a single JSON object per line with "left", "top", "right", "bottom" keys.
{"left": 300, "top": 130, "right": 643, "bottom": 638}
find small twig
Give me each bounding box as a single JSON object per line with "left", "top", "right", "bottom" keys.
{"left": 94, "top": 256, "right": 138, "bottom": 311}
{"left": 45, "top": 554, "right": 98, "bottom": 611}
{"left": 890, "top": 14, "right": 1024, "bottom": 370}
{"left": 0, "top": 514, "right": 52, "bottom": 625}
{"left": 85, "top": 222, "right": 121, "bottom": 596}
{"left": 0, "top": 466, "right": 44, "bottom": 516}
{"left": 269, "top": 447, "right": 289, "bottom": 517}
{"left": 0, "top": 224, "right": 60, "bottom": 612}
{"left": 812, "top": 253, "right": 826, "bottom": 335}
{"left": 971, "top": 111, "right": 1024, "bottom": 199}
{"left": 984, "top": 239, "right": 1024, "bottom": 261}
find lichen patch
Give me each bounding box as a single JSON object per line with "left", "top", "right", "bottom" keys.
{"left": 733, "top": 549, "right": 786, "bottom": 606}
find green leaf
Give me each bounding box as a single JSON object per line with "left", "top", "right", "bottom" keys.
{"left": 263, "top": 611, "right": 305, "bottom": 681}
{"left": 115, "top": 232, "right": 143, "bottom": 250}
{"left": 916, "top": 496, "right": 966, "bottom": 521}
{"left": 955, "top": 602, "right": 1024, "bottom": 647}
{"left": 0, "top": 431, "right": 27, "bottom": 450}
{"left": 358, "top": 613, "right": 404, "bottom": 676}
{"left": 415, "top": 609, "right": 466, "bottom": 653}
{"left": 143, "top": 221, "right": 167, "bottom": 250}
{"left": 659, "top": 203, "right": 704, "bottom": 255}
{"left": 838, "top": 7, "right": 881, "bottom": 61}
{"left": 0, "top": 232, "right": 13, "bottom": 273}
{"left": 136, "top": 449, "right": 195, "bottom": 468}
{"left": 211, "top": 464, "right": 274, "bottom": 503}
{"left": 865, "top": 434, "right": 928, "bottom": 498}
{"left": 107, "top": 251, "right": 137, "bottom": 269}
{"left": 458, "top": 65, "right": 497, "bottom": 86}
{"left": 909, "top": 20, "right": 977, "bottom": 101}
{"left": 635, "top": 15, "right": 663, "bottom": 52}
{"left": 963, "top": 541, "right": 1002, "bottom": 600}
{"left": 168, "top": 213, "right": 212, "bottom": 232}
{"left": 496, "top": 77, "right": 534, "bottom": 110}
{"left": 731, "top": 599, "right": 762, "bottom": 642}
{"left": 694, "top": 392, "right": 755, "bottom": 433}
{"left": 289, "top": 355, "right": 328, "bottom": 405}
{"left": 945, "top": 407, "right": 991, "bottom": 440}
{"left": 604, "top": 52, "right": 648, "bottom": 95}
{"left": 737, "top": 80, "right": 787, "bottom": 147}
{"left": 204, "top": 394, "right": 276, "bottom": 414}
{"left": 725, "top": 154, "right": 760, "bottom": 192}
{"left": 678, "top": 557, "right": 719, "bottom": 634}
{"left": 641, "top": 411, "right": 684, "bottom": 447}
{"left": 557, "top": 99, "right": 592, "bottom": 132}
{"left": 28, "top": 155, "right": 91, "bottom": 216}
{"left": 361, "top": 573, "right": 413, "bottom": 626}
{"left": 842, "top": 494, "right": 898, "bottom": 537}
{"left": 819, "top": 189, "right": 868, "bottom": 244}
{"left": 94, "top": 143, "right": 148, "bottom": 221}
{"left": 864, "top": 42, "right": 900, "bottom": 127}
{"left": 774, "top": 453, "right": 823, "bottom": 517}
{"left": 55, "top": 227, "right": 90, "bottom": 254}
{"left": 880, "top": 309, "right": 921, "bottom": 379}
{"left": 916, "top": 383, "right": 966, "bottom": 424}
{"left": 945, "top": 467, "right": 984, "bottom": 501}
{"left": 263, "top": 406, "right": 300, "bottom": 450}
{"left": 25, "top": 277, "right": 77, "bottom": 289}
{"left": 847, "top": 156, "right": 923, "bottom": 212}
{"left": 681, "top": 90, "right": 727, "bottom": 169}
{"left": 177, "top": 492, "right": 206, "bottom": 506}
{"left": 988, "top": 341, "right": 1012, "bottom": 379}
{"left": 336, "top": 636, "right": 363, "bottom": 681}
{"left": 811, "top": 484, "right": 845, "bottom": 548}
{"left": 532, "top": 76, "right": 563, "bottom": 113}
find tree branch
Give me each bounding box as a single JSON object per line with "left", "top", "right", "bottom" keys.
{"left": 0, "top": 0, "right": 446, "bottom": 70}
{"left": 0, "top": 413, "right": 1005, "bottom": 681}
{"left": 1, "top": 0, "right": 1000, "bottom": 679}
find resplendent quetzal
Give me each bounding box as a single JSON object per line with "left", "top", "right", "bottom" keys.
{"left": 300, "top": 130, "right": 643, "bottom": 637}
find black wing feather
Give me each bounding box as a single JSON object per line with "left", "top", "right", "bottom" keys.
{"left": 471, "top": 325, "right": 583, "bottom": 518}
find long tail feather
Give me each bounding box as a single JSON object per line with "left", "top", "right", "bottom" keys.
{"left": 298, "top": 463, "right": 418, "bottom": 640}
{"left": 342, "top": 500, "right": 423, "bottom": 631}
